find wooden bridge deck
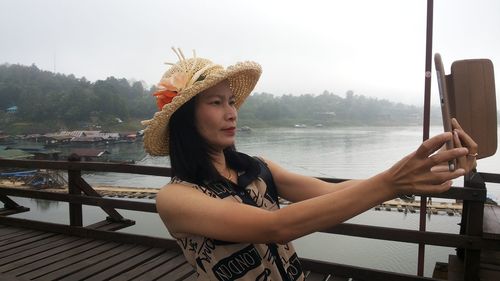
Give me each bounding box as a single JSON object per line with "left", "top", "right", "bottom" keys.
{"left": 0, "top": 224, "right": 346, "bottom": 281}
{"left": 0, "top": 224, "right": 196, "bottom": 281}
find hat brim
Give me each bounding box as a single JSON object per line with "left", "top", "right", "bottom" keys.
{"left": 143, "top": 61, "right": 262, "bottom": 156}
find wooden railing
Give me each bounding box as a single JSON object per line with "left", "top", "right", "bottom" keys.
{"left": 0, "top": 158, "right": 496, "bottom": 281}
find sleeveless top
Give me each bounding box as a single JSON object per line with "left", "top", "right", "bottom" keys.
{"left": 169, "top": 152, "right": 305, "bottom": 281}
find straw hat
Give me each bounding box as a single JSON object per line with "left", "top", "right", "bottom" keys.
{"left": 142, "top": 48, "right": 262, "bottom": 156}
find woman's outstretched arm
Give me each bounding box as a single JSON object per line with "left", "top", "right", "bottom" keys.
{"left": 157, "top": 132, "right": 468, "bottom": 244}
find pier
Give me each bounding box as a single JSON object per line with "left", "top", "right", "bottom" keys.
{"left": 0, "top": 180, "right": 159, "bottom": 199}
{"left": 375, "top": 199, "right": 463, "bottom": 216}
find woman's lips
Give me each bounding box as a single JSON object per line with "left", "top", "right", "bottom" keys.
{"left": 222, "top": 127, "right": 236, "bottom": 135}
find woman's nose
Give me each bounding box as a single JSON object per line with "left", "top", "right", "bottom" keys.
{"left": 225, "top": 104, "right": 237, "bottom": 121}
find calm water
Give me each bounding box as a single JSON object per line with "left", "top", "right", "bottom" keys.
{"left": 7, "top": 126, "right": 500, "bottom": 277}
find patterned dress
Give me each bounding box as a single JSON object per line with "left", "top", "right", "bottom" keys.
{"left": 170, "top": 152, "right": 304, "bottom": 281}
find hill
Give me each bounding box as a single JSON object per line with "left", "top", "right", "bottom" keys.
{"left": 0, "top": 63, "right": 437, "bottom": 134}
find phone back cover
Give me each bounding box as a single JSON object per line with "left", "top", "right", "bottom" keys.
{"left": 449, "top": 59, "right": 497, "bottom": 159}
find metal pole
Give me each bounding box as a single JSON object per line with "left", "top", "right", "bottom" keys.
{"left": 418, "top": 0, "right": 434, "bottom": 276}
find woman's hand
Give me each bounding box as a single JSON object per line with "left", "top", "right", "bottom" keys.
{"left": 382, "top": 132, "right": 468, "bottom": 196}
{"left": 451, "top": 118, "right": 478, "bottom": 173}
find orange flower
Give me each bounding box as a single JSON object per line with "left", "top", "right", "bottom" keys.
{"left": 153, "top": 89, "right": 177, "bottom": 111}
{"left": 158, "top": 72, "right": 189, "bottom": 92}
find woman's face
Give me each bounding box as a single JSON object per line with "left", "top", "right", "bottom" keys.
{"left": 195, "top": 80, "right": 237, "bottom": 152}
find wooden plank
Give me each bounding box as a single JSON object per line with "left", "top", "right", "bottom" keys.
{"left": 75, "top": 176, "right": 126, "bottom": 222}
{"left": 0, "top": 194, "right": 22, "bottom": 209}
{"left": 68, "top": 169, "right": 83, "bottom": 227}
{"left": 181, "top": 272, "right": 198, "bottom": 281}
{"left": 0, "top": 159, "right": 171, "bottom": 177}
{"left": 0, "top": 207, "right": 29, "bottom": 216}
{"left": 27, "top": 242, "right": 129, "bottom": 280}
{"left": 323, "top": 223, "right": 482, "bottom": 249}
{"left": 19, "top": 241, "right": 119, "bottom": 280}
{"left": 0, "top": 237, "right": 95, "bottom": 273}
{"left": 60, "top": 244, "right": 149, "bottom": 280}
{"left": 447, "top": 255, "right": 464, "bottom": 281}
{"left": 0, "top": 228, "right": 38, "bottom": 242}
{"left": 480, "top": 172, "right": 500, "bottom": 183}
{"left": 0, "top": 187, "right": 157, "bottom": 213}
{"left": 306, "top": 271, "right": 328, "bottom": 281}
{"left": 0, "top": 226, "right": 20, "bottom": 236}
{"left": 0, "top": 232, "right": 56, "bottom": 258}
{"left": 156, "top": 262, "right": 194, "bottom": 281}
{"left": 482, "top": 249, "right": 500, "bottom": 265}
{"left": 84, "top": 247, "right": 167, "bottom": 281}
{"left": 300, "top": 258, "right": 435, "bottom": 281}
{"left": 479, "top": 267, "right": 500, "bottom": 281}
{"left": 483, "top": 205, "right": 500, "bottom": 239}
{"left": 86, "top": 219, "right": 134, "bottom": 231}
{"left": 329, "top": 276, "right": 351, "bottom": 281}
{"left": 129, "top": 253, "right": 187, "bottom": 281}
{"left": 0, "top": 273, "right": 31, "bottom": 281}
{"left": 481, "top": 262, "right": 500, "bottom": 272}
{"left": 0, "top": 234, "right": 80, "bottom": 265}
{"left": 109, "top": 251, "right": 180, "bottom": 281}
{"left": 463, "top": 200, "right": 484, "bottom": 281}
{"left": 0, "top": 231, "right": 51, "bottom": 252}
{"left": 0, "top": 216, "right": 180, "bottom": 250}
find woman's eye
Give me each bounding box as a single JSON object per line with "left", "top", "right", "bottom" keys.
{"left": 229, "top": 99, "right": 236, "bottom": 106}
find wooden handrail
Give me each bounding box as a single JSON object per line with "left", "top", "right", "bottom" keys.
{"left": 1, "top": 184, "right": 497, "bottom": 252}
{"left": 0, "top": 158, "right": 491, "bottom": 280}
{"left": 0, "top": 186, "right": 157, "bottom": 212}
{"left": 0, "top": 159, "right": 170, "bottom": 176}
{"left": 0, "top": 159, "right": 487, "bottom": 201}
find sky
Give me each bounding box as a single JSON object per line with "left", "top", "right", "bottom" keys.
{"left": 1, "top": 0, "right": 499, "bottom": 106}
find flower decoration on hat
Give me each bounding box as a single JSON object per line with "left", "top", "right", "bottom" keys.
{"left": 153, "top": 73, "right": 188, "bottom": 111}
{"left": 152, "top": 47, "right": 218, "bottom": 111}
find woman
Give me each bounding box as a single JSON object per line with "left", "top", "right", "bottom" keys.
{"left": 142, "top": 48, "right": 477, "bottom": 281}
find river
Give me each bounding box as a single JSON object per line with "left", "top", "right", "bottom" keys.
{"left": 7, "top": 125, "right": 500, "bottom": 277}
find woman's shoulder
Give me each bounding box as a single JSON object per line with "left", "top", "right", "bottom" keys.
{"left": 160, "top": 178, "right": 222, "bottom": 199}
{"left": 158, "top": 179, "right": 196, "bottom": 197}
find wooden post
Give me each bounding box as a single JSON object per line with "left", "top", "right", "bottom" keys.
{"left": 67, "top": 154, "right": 83, "bottom": 227}
{"left": 418, "top": 0, "right": 434, "bottom": 276}
{"left": 462, "top": 171, "right": 485, "bottom": 281}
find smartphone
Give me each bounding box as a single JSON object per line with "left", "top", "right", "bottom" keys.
{"left": 434, "top": 53, "right": 456, "bottom": 171}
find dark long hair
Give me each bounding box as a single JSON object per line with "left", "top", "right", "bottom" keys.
{"left": 168, "top": 96, "right": 235, "bottom": 185}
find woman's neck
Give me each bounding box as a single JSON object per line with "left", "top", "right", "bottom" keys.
{"left": 211, "top": 151, "right": 227, "bottom": 171}
{"left": 211, "top": 151, "right": 236, "bottom": 183}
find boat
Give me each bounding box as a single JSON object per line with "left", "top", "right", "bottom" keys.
{"left": 238, "top": 126, "right": 252, "bottom": 132}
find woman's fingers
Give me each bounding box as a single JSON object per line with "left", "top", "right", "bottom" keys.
{"left": 409, "top": 180, "right": 454, "bottom": 196}
{"left": 454, "top": 132, "right": 477, "bottom": 150}
{"left": 426, "top": 147, "right": 468, "bottom": 168}
{"left": 451, "top": 118, "right": 478, "bottom": 172}
{"left": 388, "top": 132, "right": 469, "bottom": 196}
{"left": 415, "top": 132, "right": 453, "bottom": 159}
{"left": 455, "top": 129, "right": 478, "bottom": 153}
{"left": 451, "top": 118, "right": 463, "bottom": 130}
{"left": 431, "top": 164, "right": 451, "bottom": 173}
{"left": 453, "top": 130, "right": 468, "bottom": 170}
{"left": 451, "top": 118, "right": 478, "bottom": 152}
{"left": 411, "top": 168, "right": 464, "bottom": 195}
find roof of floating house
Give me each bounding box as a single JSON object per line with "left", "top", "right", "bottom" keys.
{"left": 70, "top": 148, "right": 110, "bottom": 158}
{"left": 70, "top": 136, "right": 104, "bottom": 142}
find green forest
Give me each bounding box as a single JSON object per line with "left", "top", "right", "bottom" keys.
{"left": 0, "top": 63, "right": 434, "bottom": 134}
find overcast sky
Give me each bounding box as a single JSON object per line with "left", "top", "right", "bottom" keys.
{"left": 1, "top": 0, "right": 499, "bottom": 106}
